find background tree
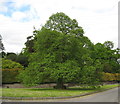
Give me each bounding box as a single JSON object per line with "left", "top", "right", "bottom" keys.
{"left": 16, "top": 27, "right": 38, "bottom": 68}
{"left": 0, "top": 35, "right": 5, "bottom": 59}
{"left": 103, "top": 41, "right": 114, "bottom": 49}
{"left": 92, "top": 42, "right": 120, "bottom": 73}
{"left": 3, "top": 52, "right": 28, "bottom": 68}
{"left": 24, "top": 27, "right": 38, "bottom": 55}
{"left": 6, "top": 52, "right": 17, "bottom": 62}
{"left": 0, "top": 51, "right": 6, "bottom": 58}
{"left": 0, "top": 35, "right": 4, "bottom": 52}
{"left": 24, "top": 36, "right": 35, "bottom": 53}
{"left": 16, "top": 53, "right": 29, "bottom": 67}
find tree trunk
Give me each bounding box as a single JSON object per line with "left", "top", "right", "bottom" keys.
{"left": 54, "top": 78, "right": 66, "bottom": 89}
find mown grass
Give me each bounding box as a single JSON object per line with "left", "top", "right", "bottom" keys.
{"left": 2, "top": 84, "right": 118, "bottom": 97}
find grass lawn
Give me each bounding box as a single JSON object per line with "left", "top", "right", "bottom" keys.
{"left": 2, "top": 84, "right": 118, "bottom": 97}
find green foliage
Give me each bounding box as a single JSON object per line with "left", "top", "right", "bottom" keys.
{"left": 80, "top": 59, "right": 103, "bottom": 87}
{"left": 2, "top": 58, "right": 23, "bottom": 83}
{"left": 92, "top": 43, "right": 120, "bottom": 73}
{"left": 102, "top": 72, "right": 120, "bottom": 82}
{"left": 18, "top": 66, "right": 42, "bottom": 86}
{"left": 2, "top": 52, "right": 29, "bottom": 68}
{"left": 0, "top": 51, "right": 6, "bottom": 58}
{"left": 2, "top": 69, "right": 22, "bottom": 83}
{"left": 44, "top": 12, "right": 84, "bottom": 35}
{"left": 92, "top": 43, "right": 107, "bottom": 60}
{"left": 23, "top": 27, "right": 38, "bottom": 54}
{"left": 19, "top": 29, "right": 83, "bottom": 87}
{"left": 24, "top": 36, "right": 35, "bottom": 53}
{"left": 16, "top": 53, "right": 29, "bottom": 67}
{"left": 6, "top": 52, "right": 17, "bottom": 61}
{"left": 19, "top": 28, "right": 103, "bottom": 88}
{"left": 2, "top": 58, "right": 23, "bottom": 69}
{"left": 103, "top": 41, "right": 114, "bottom": 49}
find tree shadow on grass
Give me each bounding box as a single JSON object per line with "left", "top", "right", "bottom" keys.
{"left": 26, "top": 87, "right": 96, "bottom": 91}
{"left": 26, "top": 88, "right": 56, "bottom": 91}
{"left": 67, "top": 87, "right": 95, "bottom": 90}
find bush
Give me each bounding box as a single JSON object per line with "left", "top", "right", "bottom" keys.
{"left": 102, "top": 72, "right": 120, "bottom": 82}
{"left": 2, "top": 69, "right": 22, "bottom": 84}
{"left": 2, "top": 58, "right": 23, "bottom": 69}
{"left": 2, "top": 58, "right": 23, "bottom": 84}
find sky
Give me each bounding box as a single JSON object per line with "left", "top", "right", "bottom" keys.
{"left": 0, "top": 0, "right": 119, "bottom": 53}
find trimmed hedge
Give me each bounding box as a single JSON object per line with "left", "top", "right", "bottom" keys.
{"left": 2, "top": 69, "right": 22, "bottom": 84}
{"left": 102, "top": 72, "right": 120, "bottom": 82}
{"left": 2, "top": 58, "right": 24, "bottom": 84}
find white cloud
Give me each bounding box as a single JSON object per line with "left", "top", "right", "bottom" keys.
{"left": 12, "top": 11, "right": 26, "bottom": 21}
{"left": 0, "top": 14, "right": 39, "bottom": 53}
{"left": 0, "top": 0, "right": 8, "bottom": 12}
{"left": 7, "top": 0, "right": 29, "bottom": 9}
{"left": 0, "top": 5, "right": 8, "bottom": 12}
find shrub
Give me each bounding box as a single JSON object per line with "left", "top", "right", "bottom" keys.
{"left": 2, "top": 58, "right": 23, "bottom": 69}
{"left": 2, "top": 69, "right": 22, "bottom": 83}
{"left": 2, "top": 58, "right": 23, "bottom": 83}
{"left": 102, "top": 72, "right": 120, "bottom": 82}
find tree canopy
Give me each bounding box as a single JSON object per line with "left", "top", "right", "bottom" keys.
{"left": 44, "top": 12, "right": 84, "bottom": 36}
{"left": 103, "top": 41, "right": 114, "bottom": 49}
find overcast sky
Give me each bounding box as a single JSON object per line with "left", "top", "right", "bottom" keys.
{"left": 0, "top": 0, "right": 119, "bottom": 53}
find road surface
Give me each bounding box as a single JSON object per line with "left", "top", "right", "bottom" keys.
{"left": 59, "top": 87, "right": 119, "bottom": 102}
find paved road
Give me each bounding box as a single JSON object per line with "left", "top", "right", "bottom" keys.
{"left": 60, "top": 87, "right": 119, "bottom": 102}
{"left": 3, "top": 87, "right": 119, "bottom": 102}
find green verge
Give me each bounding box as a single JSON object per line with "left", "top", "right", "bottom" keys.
{"left": 2, "top": 84, "right": 118, "bottom": 97}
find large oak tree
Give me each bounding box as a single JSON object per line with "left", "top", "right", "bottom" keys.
{"left": 19, "top": 12, "right": 103, "bottom": 89}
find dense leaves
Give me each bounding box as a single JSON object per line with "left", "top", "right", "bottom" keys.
{"left": 103, "top": 41, "right": 114, "bottom": 49}
{"left": 2, "top": 58, "right": 23, "bottom": 69}
{"left": 2, "top": 52, "right": 29, "bottom": 68}
{"left": 2, "top": 69, "right": 21, "bottom": 84}
{"left": 102, "top": 72, "right": 120, "bottom": 82}
{"left": 19, "top": 28, "right": 102, "bottom": 88}
{"left": 6, "top": 52, "right": 17, "bottom": 62}
{"left": 2, "top": 58, "right": 23, "bottom": 84}
{"left": 44, "top": 12, "right": 84, "bottom": 35}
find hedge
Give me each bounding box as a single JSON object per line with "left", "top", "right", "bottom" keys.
{"left": 2, "top": 58, "right": 24, "bottom": 84}
{"left": 2, "top": 69, "right": 120, "bottom": 84}
{"left": 2, "top": 69, "right": 22, "bottom": 84}
{"left": 102, "top": 72, "right": 120, "bottom": 82}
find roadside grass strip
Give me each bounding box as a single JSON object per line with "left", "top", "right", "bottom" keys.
{"left": 1, "top": 84, "right": 118, "bottom": 98}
